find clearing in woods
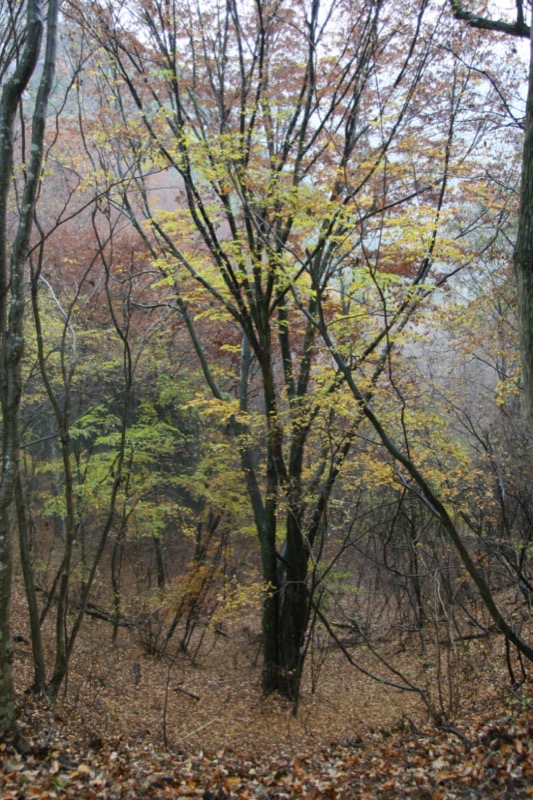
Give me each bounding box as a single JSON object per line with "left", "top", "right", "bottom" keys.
{"left": 4, "top": 579, "right": 533, "bottom": 798}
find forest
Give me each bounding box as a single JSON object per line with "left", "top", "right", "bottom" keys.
{"left": 1, "top": 0, "right": 533, "bottom": 796}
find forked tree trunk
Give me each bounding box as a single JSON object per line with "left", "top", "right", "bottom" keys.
{"left": 0, "top": 0, "right": 43, "bottom": 746}
{"left": 0, "top": 0, "right": 58, "bottom": 744}
{"left": 278, "top": 557, "right": 309, "bottom": 704}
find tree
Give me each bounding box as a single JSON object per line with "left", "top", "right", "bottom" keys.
{"left": 74, "top": 0, "right": 516, "bottom": 704}
{"left": 0, "top": 0, "right": 59, "bottom": 746}
{"left": 448, "top": 1, "right": 533, "bottom": 420}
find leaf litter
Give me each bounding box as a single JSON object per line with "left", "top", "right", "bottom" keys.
{"left": 5, "top": 587, "right": 533, "bottom": 798}
{"left": 2, "top": 701, "right": 533, "bottom": 798}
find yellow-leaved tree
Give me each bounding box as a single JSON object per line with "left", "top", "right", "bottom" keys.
{"left": 72, "top": 0, "right": 529, "bottom": 704}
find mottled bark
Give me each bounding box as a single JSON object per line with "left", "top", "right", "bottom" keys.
{"left": 0, "top": 0, "right": 43, "bottom": 746}
{"left": 0, "top": 0, "right": 58, "bottom": 744}
{"left": 0, "top": 518, "right": 17, "bottom": 743}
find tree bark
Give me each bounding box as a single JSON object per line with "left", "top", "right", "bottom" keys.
{"left": 515, "top": 30, "right": 533, "bottom": 419}
{"left": 0, "top": 0, "right": 46, "bottom": 746}
{"left": 448, "top": 2, "right": 533, "bottom": 418}
{"left": 15, "top": 474, "right": 46, "bottom": 693}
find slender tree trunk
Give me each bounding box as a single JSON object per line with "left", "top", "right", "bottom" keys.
{"left": 448, "top": 2, "right": 533, "bottom": 416}
{"left": 30, "top": 282, "right": 78, "bottom": 696}
{"left": 514, "top": 30, "right": 533, "bottom": 420}
{"left": 153, "top": 535, "right": 166, "bottom": 588}
{"left": 111, "top": 538, "right": 122, "bottom": 644}
{"left": 15, "top": 474, "right": 46, "bottom": 693}
{"left": 0, "top": 506, "right": 18, "bottom": 744}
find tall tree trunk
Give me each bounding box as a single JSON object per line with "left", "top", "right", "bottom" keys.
{"left": 278, "top": 528, "right": 309, "bottom": 704}
{"left": 0, "top": 0, "right": 53, "bottom": 745}
{"left": 515, "top": 30, "right": 533, "bottom": 419}
{"left": 448, "top": 2, "right": 533, "bottom": 415}
{"left": 258, "top": 508, "right": 281, "bottom": 695}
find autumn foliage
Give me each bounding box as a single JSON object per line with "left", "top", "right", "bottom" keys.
{"left": 1, "top": 0, "right": 533, "bottom": 794}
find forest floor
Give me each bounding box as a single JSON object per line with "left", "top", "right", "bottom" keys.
{"left": 3, "top": 580, "right": 533, "bottom": 798}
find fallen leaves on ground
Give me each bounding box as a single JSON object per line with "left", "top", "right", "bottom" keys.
{"left": 2, "top": 697, "right": 533, "bottom": 799}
